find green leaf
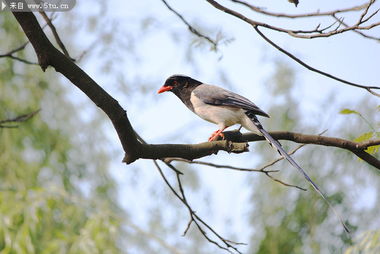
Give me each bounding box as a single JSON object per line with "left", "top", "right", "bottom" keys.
{"left": 353, "top": 132, "right": 374, "bottom": 143}
{"left": 354, "top": 132, "right": 380, "bottom": 155}
{"left": 339, "top": 108, "right": 360, "bottom": 115}
{"left": 366, "top": 145, "right": 379, "bottom": 155}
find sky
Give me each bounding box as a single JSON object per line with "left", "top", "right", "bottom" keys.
{"left": 45, "top": 0, "right": 380, "bottom": 251}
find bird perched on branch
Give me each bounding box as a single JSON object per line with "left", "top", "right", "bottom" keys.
{"left": 158, "top": 74, "right": 349, "bottom": 233}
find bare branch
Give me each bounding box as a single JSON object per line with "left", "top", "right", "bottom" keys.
{"left": 137, "top": 132, "right": 244, "bottom": 253}
{"left": 8, "top": 10, "right": 142, "bottom": 160}
{"left": 4, "top": 9, "right": 378, "bottom": 169}
{"left": 207, "top": 0, "right": 380, "bottom": 39}
{"left": 153, "top": 160, "right": 244, "bottom": 253}
{"left": 0, "top": 41, "right": 38, "bottom": 65}
{"left": 204, "top": 0, "right": 380, "bottom": 96}
{"left": 358, "top": 0, "right": 375, "bottom": 23}
{"left": 230, "top": 0, "right": 370, "bottom": 19}
{"left": 332, "top": 14, "right": 380, "bottom": 42}
{"left": 253, "top": 26, "right": 380, "bottom": 97}
{"left": 166, "top": 157, "right": 279, "bottom": 173}
{"left": 161, "top": 0, "right": 219, "bottom": 50}
{"left": 39, "top": 11, "right": 75, "bottom": 61}
{"left": 0, "top": 109, "right": 40, "bottom": 128}
{"left": 238, "top": 131, "right": 380, "bottom": 169}
{"left": 170, "top": 144, "right": 307, "bottom": 191}
{"left": 0, "top": 16, "right": 59, "bottom": 65}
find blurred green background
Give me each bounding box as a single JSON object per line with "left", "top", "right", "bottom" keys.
{"left": 1, "top": 1, "right": 379, "bottom": 253}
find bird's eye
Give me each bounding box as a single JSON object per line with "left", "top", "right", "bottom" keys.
{"left": 173, "top": 80, "right": 177, "bottom": 85}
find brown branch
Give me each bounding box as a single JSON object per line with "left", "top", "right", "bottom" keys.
{"left": 38, "top": 11, "right": 75, "bottom": 61}
{"left": 7, "top": 8, "right": 142, "bottom": 160}
{"left": 123, "top": 141, "right": 249, "bottom": 164}
{"left": 207, "top": 0, "right": 380, "bottom": 39}
{"left": 332, "top": 14, "right": 380, "bottom": 42}
{"left": 0, "top": 109, "right": 40, "bottom": 128}
{"left": 153, "top": 160, "right": 244, "bottom": 253}
{"left": 230, "top": 0, "right": 370, "bottom": 19}
{"left": 0, "top": 41, "right": 38, "bottom": 65}
{"left": 170, "top": 144, "right": 307, "bottom": 191}
{"left": 0, "top": 17, "right": 59, "bottom": 65}
{"left": 167, "top": 157, "right": 279, "bottom": 173}
{"left": 6, "top": 10, "right": 379, "bottom": 169}
{"left": 137, "top": 132, "right": 243, "bottom": 253}
{"left": 161, "top": 0, "right": 219, "bottom": 50}
{"left": 205, "top": 0, "right": 380, "bottom": 96}
{"left": 236, "top": 131, "right": 380, "bottom": 169}
{"left": 253, "top": 26, "right": 380, "bottom": 97}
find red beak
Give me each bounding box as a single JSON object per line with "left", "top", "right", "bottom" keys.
{"left": 157, "top": 86, "right": 173, "bottom": 94}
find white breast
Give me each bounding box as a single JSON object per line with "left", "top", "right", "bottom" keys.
{"left": 190, "top": 92, "right": 245, "bottom": 128}
{"left": 189, "top": 92, "right": 262, "bottom": 134}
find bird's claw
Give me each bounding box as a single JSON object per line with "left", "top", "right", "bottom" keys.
{"left": 208, "top": 130, "right": 225, "bottom": 142}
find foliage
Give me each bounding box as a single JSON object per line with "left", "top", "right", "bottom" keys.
{"left": 248, "top": 61, "right": 380, "bottom": 254}
{"left": 345, "top": 230, "right": 380, "bottom": 254}
{"left": 0, "top": 12, "right": 123, "bottom": 253}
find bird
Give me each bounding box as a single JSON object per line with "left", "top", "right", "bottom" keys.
{"left": 158, "top": 74, "right": 349, "bottom": 232}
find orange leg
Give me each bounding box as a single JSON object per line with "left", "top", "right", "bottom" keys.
{"left": 208, "top": 127, "right": 227, "bottom": 142}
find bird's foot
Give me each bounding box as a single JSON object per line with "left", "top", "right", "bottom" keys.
{"left": 208, "top": 129, "right": 225, "bottom": 142}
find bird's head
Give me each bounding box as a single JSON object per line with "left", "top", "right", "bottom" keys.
{"left": 158, "top": 75, "right": 202, "bottom": 94}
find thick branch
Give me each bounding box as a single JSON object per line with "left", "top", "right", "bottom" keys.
{"left": 9, "top": 5, "right": 379, "bottom": 171}
{"left": 38, "top": 11, "right": 74, "bottom": 60}
{"left": 123, "top": 141, "right": 249, "bottom": 164}
{"left": 237, "top": 131, "right": 380, "bottom": 169}
{"left": 8, "top": 9, "right": 142, "bottom": 160}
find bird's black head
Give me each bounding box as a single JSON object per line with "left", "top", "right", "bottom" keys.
{"left": 158, "top": 75, "right": 202, "bottom": 95}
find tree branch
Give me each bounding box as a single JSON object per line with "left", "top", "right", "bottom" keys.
{"left": 8, "top": 3, "right": 378, "bottom": 176}
{"left": 237, "top": 131, "right": 380, "bottom": 169}
{"left": 7, "top": 8, "right": 142, "bottom": 160}
{"left": 123, "top": 141, "right": 248, "bottom": 164}
{"left": 205, "top": 0, "right": 380, "bottom": 97}
{"left": 230, "top": 0, "right": 370, "bottom": 19}
{"left": 207, "top": 0, "right": 380, "bottom": 39}
{"left": 0, "top": 109, "right": 40, "bottom": 128}
{"left": 161, "top": 0, "right": 219, "bottom": 50}
{"left": 38, "top": 11, "right": 75, "bottom": 61}
{"left": 0, "top": 41, "right": 38, "bottom": 65}
{"left": 253, "top": 26, "right": 380, "bottom": 97}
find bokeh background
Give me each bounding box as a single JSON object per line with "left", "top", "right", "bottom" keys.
{"left": 1, "top": 0, "right": 379, "bottom": 253}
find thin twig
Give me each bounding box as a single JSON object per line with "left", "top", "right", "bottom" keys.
{"left": 0, "top": 109, "right": 40, "bottom": 128}
{"left": 175, "top": 172, "right": 245, "bottom": 253}
{"left": 171, "top": 143, "right": 307, "bottom": 191}
{"left": 153, "top": 160, "right": 243, "bottom": 253}
{"left": 161, "top": 0, "right": 219, "bottom": 49}
{"left": 253, "top": 26, "right": 380, "bottom": 97}
{"left": 203, "top": 0, "right": 380, "bottom": 96}
{"left": 168, "top": 158, "right": 279, "bottom": 173}
{"left": 39, "top": 11, "right": 75, "bottom": 61}
{"left": 230, "top": 0, "right": 370, "bottom": 19}
{"left": 0, "top": 41, "right": 38, "bottom": 65}
{"left": 136, "top": 131, "right": 242, "bottom": 253}
{"left": 0, "top": 20, "right": 55, "bottom": 65}
{"left": 332, "top": 14, "right": 380, "bottom": 41}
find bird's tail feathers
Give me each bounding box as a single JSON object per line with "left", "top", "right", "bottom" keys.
{"left": 246, "top": 112, "right": 350, "bottom": 233}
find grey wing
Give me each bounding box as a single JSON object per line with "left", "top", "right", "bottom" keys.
{"left": 192, "top": 84, "right": 270, "bottom": 117}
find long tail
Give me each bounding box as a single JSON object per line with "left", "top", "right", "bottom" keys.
{"left": 246, "top": 112, "right": 349, "bottom": 233}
